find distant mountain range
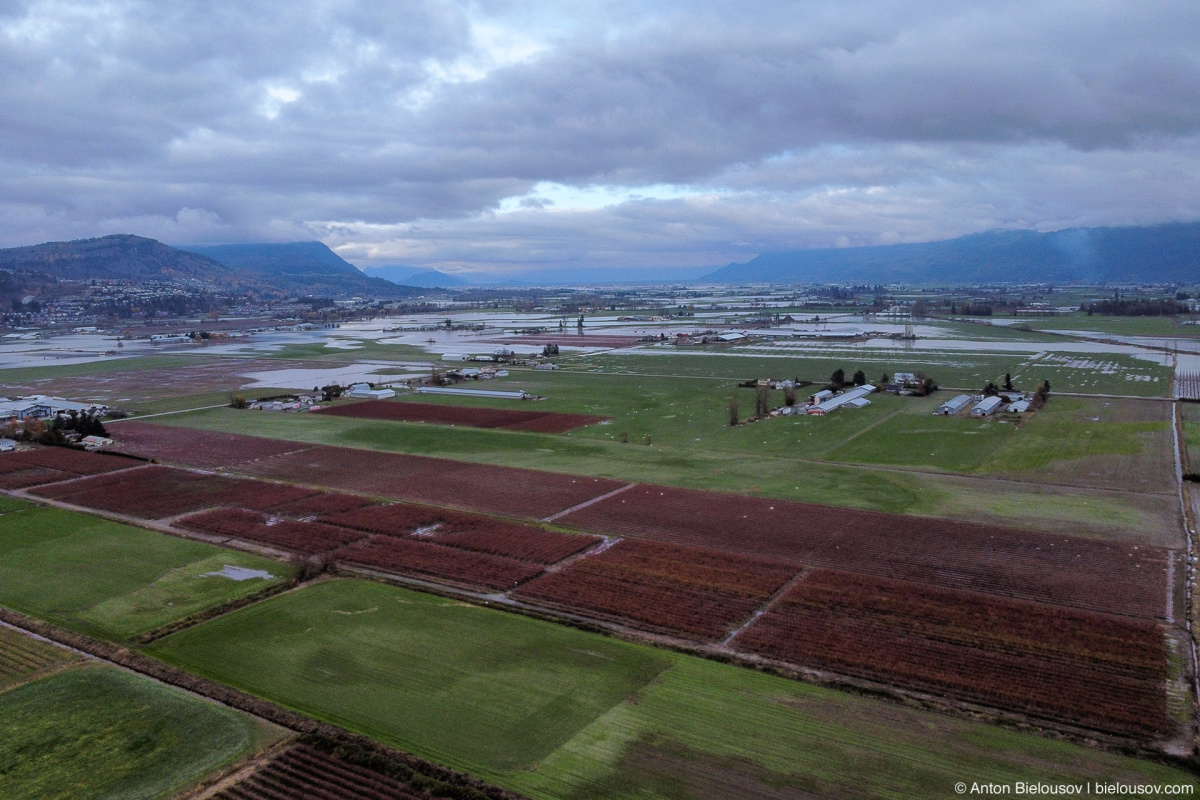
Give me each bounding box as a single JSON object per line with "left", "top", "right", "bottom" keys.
{"left": 361, "top": 265, "right": 470, "bottom": 288}
{"left": 0, "top": 235, "right": 423, "bottom": 298}
{"left": 704, "top": 222, "right": 1200, "bottom": 285}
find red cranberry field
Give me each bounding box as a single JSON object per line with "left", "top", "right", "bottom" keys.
{"left": 431, "top": 525, "right": 599, "bottom": 564}
{"left": 107, "top": 420, "right": 316, "bottom": 468}
{"left": 0, "top": 446, "right": 138, "bottom": 489}
{"left": 242, "top": 445, "right": 626, "bottom": 518}
{"left": 324, "top": 502, "right": 599, "bottom": 563}
{"left": 267, "top": 491, "right": 384, "bottom": 517}
{"left": 734, "top": 569, "right": 1169, "bottom": 736}
{"left": 514, "top": 539, "right": 800, "bottom": 638}
{"left": 30, "top": 466, "right": 318, "bottom": 519}
{"left": 555, "top": 484, "right": 1169, "bottom": 619}
{"left": 178, "top": 508, "right": 368, "bottom": 554}
{"left": 332, "top": 535, "right": 544, "bottom": 590}
{"left": 318, "top": 399, "right": 608, "bottom": 433}
{"left": 215, "top": 745, "right": 430, "bottom": 800}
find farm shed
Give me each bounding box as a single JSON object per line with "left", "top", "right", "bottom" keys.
{"left": 807, "top": 385, "right": 875, "bottom": 415}
{"left": 935, "top": 395, "right": 972, "bottom": 415}
{"left": 1007, "top": 400, "right": 1031, "bottom": 413}
{"left": 971, "top": 396, "right": 1003, "bottom": 417}
{"left": 347, "top": 384, "right": 396, "bottom": 400}
{"left": 415, "top": 387, "right": 527, "bottom": 400}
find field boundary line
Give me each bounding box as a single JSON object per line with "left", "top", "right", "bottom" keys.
{"left": 1170, "top": 400, "right": 1200, "bottom": 729}
{"left": 108, "top": 404, "right": 231, "bottom": 421}
{"left": 542, "top": 482, "right": 638, "bottom": 522}
{"left": 720, "top": 567, "right": 811, "bottom": 648}
{"left": 841, "top": 410, "right": 903, "bottom": 444}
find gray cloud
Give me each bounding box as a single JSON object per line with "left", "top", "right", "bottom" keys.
{"left": 0, "top": 0, "right": 1198, "bottom": 270}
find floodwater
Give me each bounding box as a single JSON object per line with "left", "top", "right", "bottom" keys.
{"left": 0, "top": 310, "right": 1187, "bottom": 380}
{"left": 203, "top": 565, "right": 275, "bottom": 581}
{"left": 239, "top": 362, "right": 429, "bottom": 390}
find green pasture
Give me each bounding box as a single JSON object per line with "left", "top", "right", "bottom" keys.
{"left": 0, "top": 664, "right": 282, "bottom": 800}
{"left": 1008, "top": 352, "right": 1172, "bottom": 397}
{"left": 148, "top": 579, "right": 673, "bottom": 774}
{"left": 1180, "top": 402, "right": 1200, "bottom": 470}
{"left": 0, "top": 507, "right": 295, "bottom": 639}
{"left": 834, "top": 412, "right": 1016, "bottom": 472}
{"left": 146, "top": 579, "right": 1197, "bottom": 799}
{"left": 1019, "top": 314, "right": 1200, "bottom": 338}
{"left": 0, "top": 353, "right": 213, "bottom": 384}
{"left": 0, "top": 495, "right": 34, "bottom": 514}
{"left": 567, "top": 348, "right": 1027, "bottom": 391}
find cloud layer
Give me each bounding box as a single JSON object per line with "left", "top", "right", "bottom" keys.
{"left": 1, "top": 0, "right": 1198, "bottom": 273}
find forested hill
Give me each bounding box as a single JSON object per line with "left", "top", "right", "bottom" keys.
{"left": 0, "top": 235, "right": 252, "bottom": 289}
{"left": 180, "top": 242, "right": 420, "bottom": 297}
{"left": 0, "top": 235, "right": 421, "bottom": 298}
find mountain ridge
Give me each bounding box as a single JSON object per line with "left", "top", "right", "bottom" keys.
{"left": 704, "top": 222, "right": 1200, "bottom": 284}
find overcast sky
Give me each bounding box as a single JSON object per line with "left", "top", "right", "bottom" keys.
{"left": 1, "top": 0, "right": 1198, "bottom": 275}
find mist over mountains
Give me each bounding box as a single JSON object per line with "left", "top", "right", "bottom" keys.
{"left": 705, "top": 222, "right": 1200, "bottom": 285}
{"left": 2, "top": 222, "right": 1198, "bottom": 295}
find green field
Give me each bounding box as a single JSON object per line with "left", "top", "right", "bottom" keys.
{"left": 0, "top": 664, "right": 282, "bottom": 800}
{"left": 150, "top": 579, "right": 673, "bottom": 773}
{"left": 0, "top": 494, "right": 34, "bottom": 514}
{"left": 0, "top": 506, "right": 296, "bottom": 639}
{"left": 146, "top": 578, "right": 1198, "bottom": 799}
{"left": 568, "top": 347, "right": 1029, "bottom": 390}
{"left": 1019, "top": 314, "right": 1200, "bottom": 338}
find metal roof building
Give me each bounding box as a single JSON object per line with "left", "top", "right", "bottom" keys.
{"left": 807, "top": 385, "right": 875, "bottom": 415}
{"left": 935, "top": 394, "right": 972, "bottom": 415}
{"left": 970, "top": 396, "right": 1004, "bottom": 416}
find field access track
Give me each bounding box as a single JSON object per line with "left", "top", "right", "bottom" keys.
{"left": 514, "top": 539, "right": 800, "bottom": 639}
{"left": 734, "top": 569, "right": 1168, "bottom": 737}
{"left": 555, "top": 485, "right": 1169, "bottom": 620}
{"left": 317, "top": 399, "right": 609, "bottom": 433}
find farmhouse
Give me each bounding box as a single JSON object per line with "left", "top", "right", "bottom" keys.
{"left": 971, "top": 396, "right": 1003, "bottom": 416}
{"left": 935, "top": 394, "right": 972, "bottom": 415}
